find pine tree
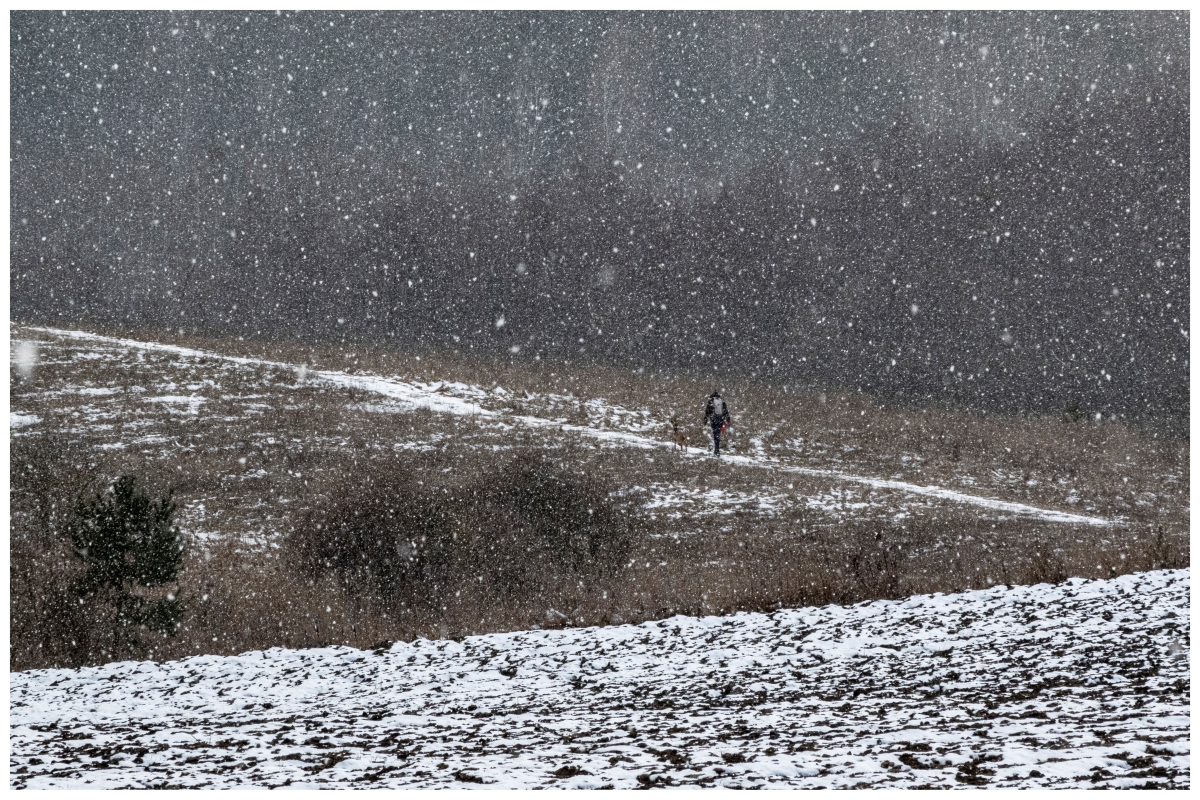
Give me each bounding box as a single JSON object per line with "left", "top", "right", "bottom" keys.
{"left": 69, "top": 476, "right": 185, "bottom": 647}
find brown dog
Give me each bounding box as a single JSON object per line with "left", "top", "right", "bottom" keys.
{"left": 669, "top": 417, "right": 688, "bottom": 453}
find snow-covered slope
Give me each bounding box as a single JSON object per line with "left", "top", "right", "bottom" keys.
{"left": 26, "top": 326, "right": 1114, "bottom": 527}
{"left": 11, "top": 570, "right": 1189, "bottom": 789}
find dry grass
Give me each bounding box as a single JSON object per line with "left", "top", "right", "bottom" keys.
{"left": 23, "top": 320, "right": 1185, "bottom": 526}
{"left": 628, "top": 516, "right": 1189, "bottom": 620}
{"left": 9, "top": 323, "right": 1190, "bottom": 671}
{"left": 17, "top": 510, "right": 1188, "bottom": 670}
{"left": 12, "top": 442, "right": 1189, "bottom": 671}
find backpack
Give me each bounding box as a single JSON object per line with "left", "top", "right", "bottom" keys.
{"left": 711, "top": 396, "right": 724, "bottom": 418}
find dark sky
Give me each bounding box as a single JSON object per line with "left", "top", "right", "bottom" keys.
{"left": 10, "top": 11, "right": 1190, "bottom": 426}
{"left": 12, "top": 11, "right": 1185, "bottom": 193}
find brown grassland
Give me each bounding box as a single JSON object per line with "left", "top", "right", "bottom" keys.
{"left": 10, "top": 324, "right": 1189, "bottom": 670}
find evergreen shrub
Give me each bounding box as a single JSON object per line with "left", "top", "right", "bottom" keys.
{"left": 69, "top": 476, "right": 186, "bottom": 646}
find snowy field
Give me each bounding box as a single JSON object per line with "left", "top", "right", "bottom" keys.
{"left": 10, "top": 569, "right": 1189, "bottom": 789}
{"left": 13, "top": 326, "right": 1132, "bottom": 536}
{"left": 9, "top": 327, "right": 1190, "bottom": 788}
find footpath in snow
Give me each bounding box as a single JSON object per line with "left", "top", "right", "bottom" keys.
{"left": 10, "top": 569, "right": 1189, "bottom": 789}
{"left": 27, "top": 327, "right": 1114, "bottom": 528}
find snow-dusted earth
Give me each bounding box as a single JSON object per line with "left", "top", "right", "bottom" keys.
{"left": 19, "top": 327, "right": 1116, "bottom": 529}
{"left": 10, "top": 570, "right": 1189, "bottom": 789}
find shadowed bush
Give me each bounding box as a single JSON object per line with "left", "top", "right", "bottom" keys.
{"left": 10, "top": 533, "right": 91, "bottom": 670}
{"left": 289, "top": 452, "right": 638, "bottom": 611}
{"left": 292, "top": 467, "right": 455, "bottom": 601}
{"left": 461, "top": 453, "right": 636, "bottom": 595}
{"left": 10, "top": 433, "right": 98, "bottom": 669}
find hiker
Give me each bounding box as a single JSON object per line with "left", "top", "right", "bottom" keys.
{"left": 704, "top": 390, "right": 731, "bottom": 456}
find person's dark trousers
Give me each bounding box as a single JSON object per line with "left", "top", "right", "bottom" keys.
{"left": 711, "top": 422, "right": 722, "bottom": 455}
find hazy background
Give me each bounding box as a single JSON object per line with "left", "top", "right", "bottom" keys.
{"left": 10, "top": 11, "right": 1189, "bottom": 429}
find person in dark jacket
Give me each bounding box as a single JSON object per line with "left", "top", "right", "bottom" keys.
{"left": 704, "top": 390, "right": 731, "bottom": 456}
